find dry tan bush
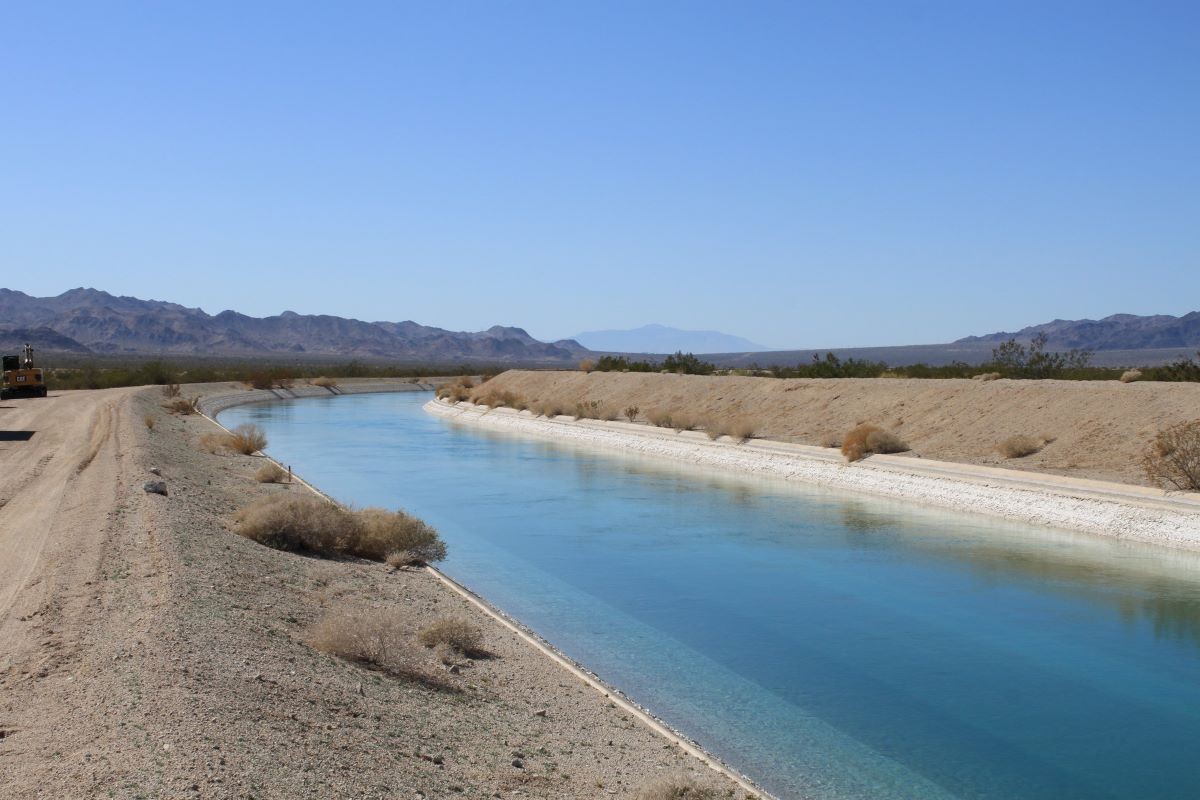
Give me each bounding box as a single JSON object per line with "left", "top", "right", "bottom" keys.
{"left": 701, "top": 416, "right": 728, "bottom": 440}
{"left": 512, "top": 396, "right": 530, "bottom": 412}
{"left": 538, "top": 400, "right": 565, "bottom": 418}
{"left": 311, "top": 376, "right": 339, "bottom": 389}
{"left": 634, "top": 775, "right": 718, "bottom": 800}
{"left": 255, "top": 462, "right": 287, "bottom": 483}
{"left": 670, "top": 411, "right": 697, "bottom": 432}
{"left": 997, "top": 435, "right": 1047, "bottom": 459}
{"left": 973, "top": 372, "right": 1002, "bottom": 381}
{"left": 1141, "top": 420, "right": 1200, "bottom": 491}
{"left": 309, "top": 609, "right": 455, "bottom": 690}
{"left": 164, "top": 396, "right": 199, "bottom": 415}
{"left": 624, "top": 405, "right": 640, "bottom": 423}
{"left": 235, "top": 494, "right": 355, "bottom": 554}
{"left": 226, "top": 423, "right": 267, "bottom": 455}
{"left": 1120, "top": 369, "right": 1143, "bottom": 383}
{"left": 579, "top": 359, "right": 595, "bottom": 372}
{"left": 357, "top": 508, "right": 447, "bottom": 563}
{"left": 598, "top": 405, "right": 619, "bottom": 421}
{"left": 841, "top": 424, "right": 909, "bottom": 462}
{"left": 819, "top": 432, "right": 841, "bottom": 448}
{"left": 418, "top": 615, "right": 485, "bottom": 657}
{"left": 646, "top": 408, "right": 673, "bottom": 428}
{"left": 575, "top": 399, "right": 602, "bottom": 420}
{"left": 143, "top": 414, "right": 156, "bottom": 430}
{"left": 161, "top": 383, "right": 181, "bottom": 399}
{"left": 729, "top": 418, "right": 756, "bottom": 443}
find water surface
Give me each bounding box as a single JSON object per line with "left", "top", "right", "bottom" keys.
{"left": 220, "top": 393, "right": 1200, "bottom": 800}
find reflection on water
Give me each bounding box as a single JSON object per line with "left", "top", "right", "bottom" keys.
{"left": 221, "top": 393, "right": 1200, "bottom": 800}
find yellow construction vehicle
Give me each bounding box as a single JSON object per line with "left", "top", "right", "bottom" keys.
{"left": 1, "top": 343, "right": 48, "bottom": 399}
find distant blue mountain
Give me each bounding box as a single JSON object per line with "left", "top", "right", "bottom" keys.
{"left": 572, "top": 324, "right": 769, "bottom": 354}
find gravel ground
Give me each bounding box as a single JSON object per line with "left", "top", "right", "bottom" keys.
{"left": 0, "top": 385, "right": 757, "bottom": 800}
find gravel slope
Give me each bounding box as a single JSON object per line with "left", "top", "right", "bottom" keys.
{"left": 0, "top": 385, "right": 755, "bottom": 799}
{"left": 478, "top": 370, "right": 1200, "bottom": 486}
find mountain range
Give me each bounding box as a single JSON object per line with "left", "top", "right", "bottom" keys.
{"left": 572, "top": 324, "right": 768, "bottom": 354}
{"left": 0, "top": 288, "right": 587, "bottom": 363}
{"left": 956, "top": 312, "right": 1200, "bottom": 350}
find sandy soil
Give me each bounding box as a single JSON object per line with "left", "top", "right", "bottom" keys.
{"left": 480, "top": 371, "right": 1200, "bottom": 487}
{"left": 0, "top": 384, "right": 754, "bottom": 799}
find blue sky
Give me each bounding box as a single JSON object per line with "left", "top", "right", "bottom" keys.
{"left": 2, "top": 1, "right": 1196, "bottom": 348}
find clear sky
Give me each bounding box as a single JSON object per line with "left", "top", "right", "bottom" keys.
{"left": 2, "top": 1, "right": 1197, "bottom": 348}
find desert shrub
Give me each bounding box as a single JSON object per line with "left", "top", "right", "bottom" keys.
{"left": 512, "top": 396, "right": 530, "bottom": 411}
{"left": 311, "top": 375, "right": 339, "bottom": 389}
{"left": 701, "top": 416, "right": 728, "bottom": 440}
{"left": 357, "top": 508, "right": 447, "bottom": 563}
{"left": 1141, "top": 420, "right": 1200, "bottom": 491}
{"left": 598, "top": 404, "right": 619, "bottom": 421}
{"left": 997, "top": 435, "right": 1045, "bottom": 459}
{"left": 418, "top": 616, "right": 485, "bottom": 657}
{"left": 164, "top": 396, "right": 199, "bottom": 415}
{"left": 143, "top": 414, "right": 156, "bottom": 430}
{"left": 575, "top": 399, "right": 602, "bottom": 420}
{"left": 579, "top": 359, "right": 595, "bottom": 372}
{"left": 670, "top": 411, "right": 698, "bottom": 432}
{"left": 310, "top": 609, "right": 455, "bottom": 690}
{"left": 624, "top": 405, "right": 640, "bottom": 423}
{"left": 973, "top": 372, "right": 1002, "bottom": 382}
{"left": 819, "top": 432, "right": 841, "bottom": 448}
{"left": 235, "top": 494, "right": 357, "bottom": 554}
{"left": 1119, "top": 369, "right": 1142, "bottom": 383}
{"left": 634, "top": 775, "right": 718, "bottom": 800}
{"left": 729, "top": 418, "right": 756, "bottom": 443}
{"left": 841, "top": 424, "right": 909, "bottom": 462}
{"left": 255, "top": 462, "right": 287, "bottom": 483}
{"left": 161, "top": 383, "right": 181, "bottom": 398}
{"left": 225, "top": 423, "right": 267, "bottom": 454}
{"left": 647, "top": 408, "right": 673, "bottom": 428}
{"left": 538, "top": 401, "right": 565, "bottom": 418}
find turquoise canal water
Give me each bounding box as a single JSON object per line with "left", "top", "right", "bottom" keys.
{"left": 220, "top": 392, "right": 1200, "bottom": 800}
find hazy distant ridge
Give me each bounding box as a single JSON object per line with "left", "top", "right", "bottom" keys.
{"left": 573, "top": 324, "right": 768, "bottom": 354}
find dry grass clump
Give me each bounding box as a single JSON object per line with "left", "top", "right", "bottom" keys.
{"left": 233, "top": 495, "right": 447, "bottom": 562}
{"left": 227, "top": 423, "right": 268, "bottom": 454}
{"left": 647, "top": 408, "right": 674, "bottom": 428}
{"left": 841, "top": 423, "right": 909, "bottom": 462}
{"left": 634, "top": 775, "right": 718, "bottom": 800}
{"left": 310, "top": 376, "right": 339, "bottom": 389}
{"left": 997, "top": 434, "right": 1051, "bottom": 459}
{"left": 161, "top": 383, "right": 181, "bottom": 398}
{"left": 973, "top": 372, "right": 1002, "bottom": 381}
{"left": 1141, "top": 420, "right": 1200, "bottom": 491}
{"left": 254, "top": 462, "right": 287, "bottom": 483}
{"left": 1120, "top": 369, "right": 1143, "bottom": 383}
{"left": 729, "top": 418, "right": 756, "bottom": 443}
{"left": 417, "top": 615, "right": 485, "bottom": 657}
{"left": 163, "top": 396, "right": 199, "bottom": 415}
{"left": 819, "top": 432, "right": 841, "bottom": 448}
{"left": 574, "top": 399, "right": 602, "bottom": 419}
{"left": 670, "top": 411, "right": 698, "bottom": 432}
{"left": 436, "top": 377, "right": 474, "bottom": 403}
{"left": 624, "top": 405, "right": 640, "bottom": 423}
{"left": 143, "top": 414, "right": 156, "bottom": 430}
{"left": 309, "top": 609, "right": 455, "bottom": 690}
{"left": 536, "top": 400, "right": 565, "bottom": 418}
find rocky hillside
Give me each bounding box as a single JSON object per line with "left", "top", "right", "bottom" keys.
{"left": 957, "top": 312, "right": 1200, "bottom": 350}
{"left": 0, "top": 288, "right": 588, "bottom": 362}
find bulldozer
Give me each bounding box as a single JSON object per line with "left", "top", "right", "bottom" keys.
{"left": 1, "top": 343, "right": 48, "bottom": 399}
